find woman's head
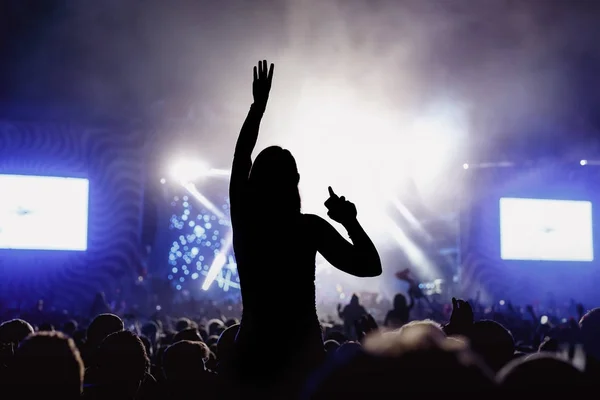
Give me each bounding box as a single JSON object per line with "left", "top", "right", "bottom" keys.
{"left": 248, "top": 146, "right": 300, "bottom": 215}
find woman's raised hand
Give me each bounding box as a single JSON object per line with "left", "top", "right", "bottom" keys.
{"left": 253, "top": 60, "right": 274, "bottom": 109}
{"left": 325, "top": 186, "right": 357, "bottom": 225}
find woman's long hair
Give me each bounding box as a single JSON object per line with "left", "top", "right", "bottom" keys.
{"left": 247, "top": 146, "right": 301, "bottom": 219}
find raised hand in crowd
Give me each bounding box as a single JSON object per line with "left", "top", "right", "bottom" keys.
{"left": 444, "top": 297, "right": 473, "bottom": 336}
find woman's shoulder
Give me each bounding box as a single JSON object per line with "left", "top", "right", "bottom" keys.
{"left": 300, "top": 213, "right": 331, "bottom": 231}
{"left": 301, "top": 213, "right": 326, "bottom": 224}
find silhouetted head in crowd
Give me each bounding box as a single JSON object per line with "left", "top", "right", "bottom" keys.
{"left": 162, "top": 340, "right": 209, "bottom": 381}
{"left": 324, "top": 339, "right": 340, "bottom": 353}
{"left": 206, "top": 335, "right": 220, "bottom": 347}
{"left": 326, "top": 330, "right": 348, "bottom": 344}
{"left": 175, "top": 317, "right": 194, "bottom": 332}
{"left": 63, "top": 320, "right": 78, "bottom": 337}
{"left": 173, "top": 327, "right": 203, "bottom": 343}
{"left": 468, "top": 320, "right": 515, "bottom": 372}
{"left": 13, "top": 331, "right": 84, "bottom": 400}
{"left": 39, "top": 322, "right": 54, "bottom": 332}
{"left": 393, "top": 293, "right": 408, "bottom": 310}
{"left": 497, "top": 353, "right": 586, "bottom": 394}
{"left": 580, "top": 307, "right": 600, "bottom": 361}
{"left": 139, "top": 335, "right": 153, "bottom": 358}
{"left": 208, "top": 318, "right": 225, "bottom": 336}
{"left": 308, "top": 323, "right": 494, "bottom": 398}
{"left": 87, "top": 313, "right": 124, "bottom": 348}
{"left": 141, "top": 321, "right": 159, "bottom": 343}
{"left": 248, "top": 146, "right": 300, "bottom": 216}
{"left": 349, "top": 294, "right": 360, "bottom": 306}
{"left": 0, "top": 319, "right": 34, "bottom": 346}
{"left": 94, "top": 330, "right": 149, "bottom": 396}
{"left": 225, "top": 318, "right": 239, "bottom": 327}
{"left": 216, "top": 324, "right": 239, "bottom": 374}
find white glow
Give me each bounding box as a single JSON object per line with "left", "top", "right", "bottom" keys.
{"left": 202, "top": 233, "right": 233, "bottom": 291}
{"left": 170, "top": 159, "right": 210, "bottom": 184}
{"left": 208, "top": 168, "right": 231, "bottom": 177}
{"left": 500, "top": 198, "right": 594, "bottom": 262}
{"left": 271, "top": 82, "right": 468, "bottom": 249}
{"left": 580, "top": 160, "right": 588, "bottom": 166}
{"left": 0, "top": 175, "right": 89, "bottom": 251}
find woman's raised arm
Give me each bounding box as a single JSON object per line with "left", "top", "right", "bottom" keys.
{"left": 229, "top": 60, "right": 274, "bottom": 224}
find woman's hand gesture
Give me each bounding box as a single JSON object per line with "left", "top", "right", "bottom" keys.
{"left": 325, "top": 186, "right": 357, "bottom": 225}
{"left": 253, "top": 60, "right": 274, "bottom": 109}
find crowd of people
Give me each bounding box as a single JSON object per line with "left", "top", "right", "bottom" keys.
{"left": 1, "top": 60, "right": 599, "bottom": 398}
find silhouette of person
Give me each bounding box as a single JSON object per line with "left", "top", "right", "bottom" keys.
{"left": 338, "top": 294, "right": 368, "bottom": 338}
{"left": 384, "top": 293, "right": 414, "bottom": 329}
{"left": 229, "top": 60, "right": 382, "bottom": 387}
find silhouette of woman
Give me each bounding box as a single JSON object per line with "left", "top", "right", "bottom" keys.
{"left": 229, "top": 60, "right": 382, "bottom": 385}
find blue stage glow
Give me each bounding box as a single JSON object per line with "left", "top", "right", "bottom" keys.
{"left": 167, "top": 194, "right": 240, "bottom": 291}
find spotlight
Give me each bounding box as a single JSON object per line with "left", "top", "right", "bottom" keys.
{"left": 580, "top": 160, "right": 588, "bottom": 166}
{"left": 170, "top": 159, "right": 209, "bottom": 184}
{"left": 160, "top": 178, "right": 166, "bottom": 184}
{"left": 462, "top": 163, "right": 469, "bottom": 170}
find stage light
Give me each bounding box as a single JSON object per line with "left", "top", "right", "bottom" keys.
{"left": 170, "top": 159, "right": 210, "bottom": 184}
{"left": 499, "top": 300, "right": 505, "bottom": 306}
{"left": 463, "top": 163, "right": 469, "bottom": 170}
{"left": 580, "top": 160, "right": 588, "bottom": 166}
{"left": 540, "top": 315, "right": 548, "bottom": 325}
{"left": 160, "top": 178, "right": 166, "bottom": 184}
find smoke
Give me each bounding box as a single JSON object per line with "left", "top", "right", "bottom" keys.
{"left": 2, "top": 0, "right": 599, "bottom": 166}
{"left": 277, "top": 0, "right": 600, "bottom": 157}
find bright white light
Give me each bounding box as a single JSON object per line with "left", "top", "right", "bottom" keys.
{"left": 500, "top": 198, "right": 594, "bottom": 262}
{"left": 0, "top": 175, "right": 89, "bottom": 251}
{"left": 208, "top": 168, "right": 231, "bottom": 177}
{"left": 202, "top": 233, "right": 233, "bottom": 291}
{"left": 274, "top": 83, "right": 467, "bottom": 250}
{"left": 540, "top": 315, "right": 548, "bottom": 325}
{"left": 580, "top": 160, "right": 588, "bottom": 166}
{"left": 170, "top": 159, "right": 210, "bottom": 185}
{"left": 499, "top": 300, "right": 505, "bottom": 306}
{"left": 463, "top": 163, "right": 469, "bottom": 170}
{"left": 160, "top": 178, "right": 166, "bottom": 184}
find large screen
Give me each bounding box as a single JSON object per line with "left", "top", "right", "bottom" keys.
{"left": 0, "top": 175, "right": 89, "bottom": 251}
{"left": 500, "top": 197, "right": 593, "bottom": 262}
